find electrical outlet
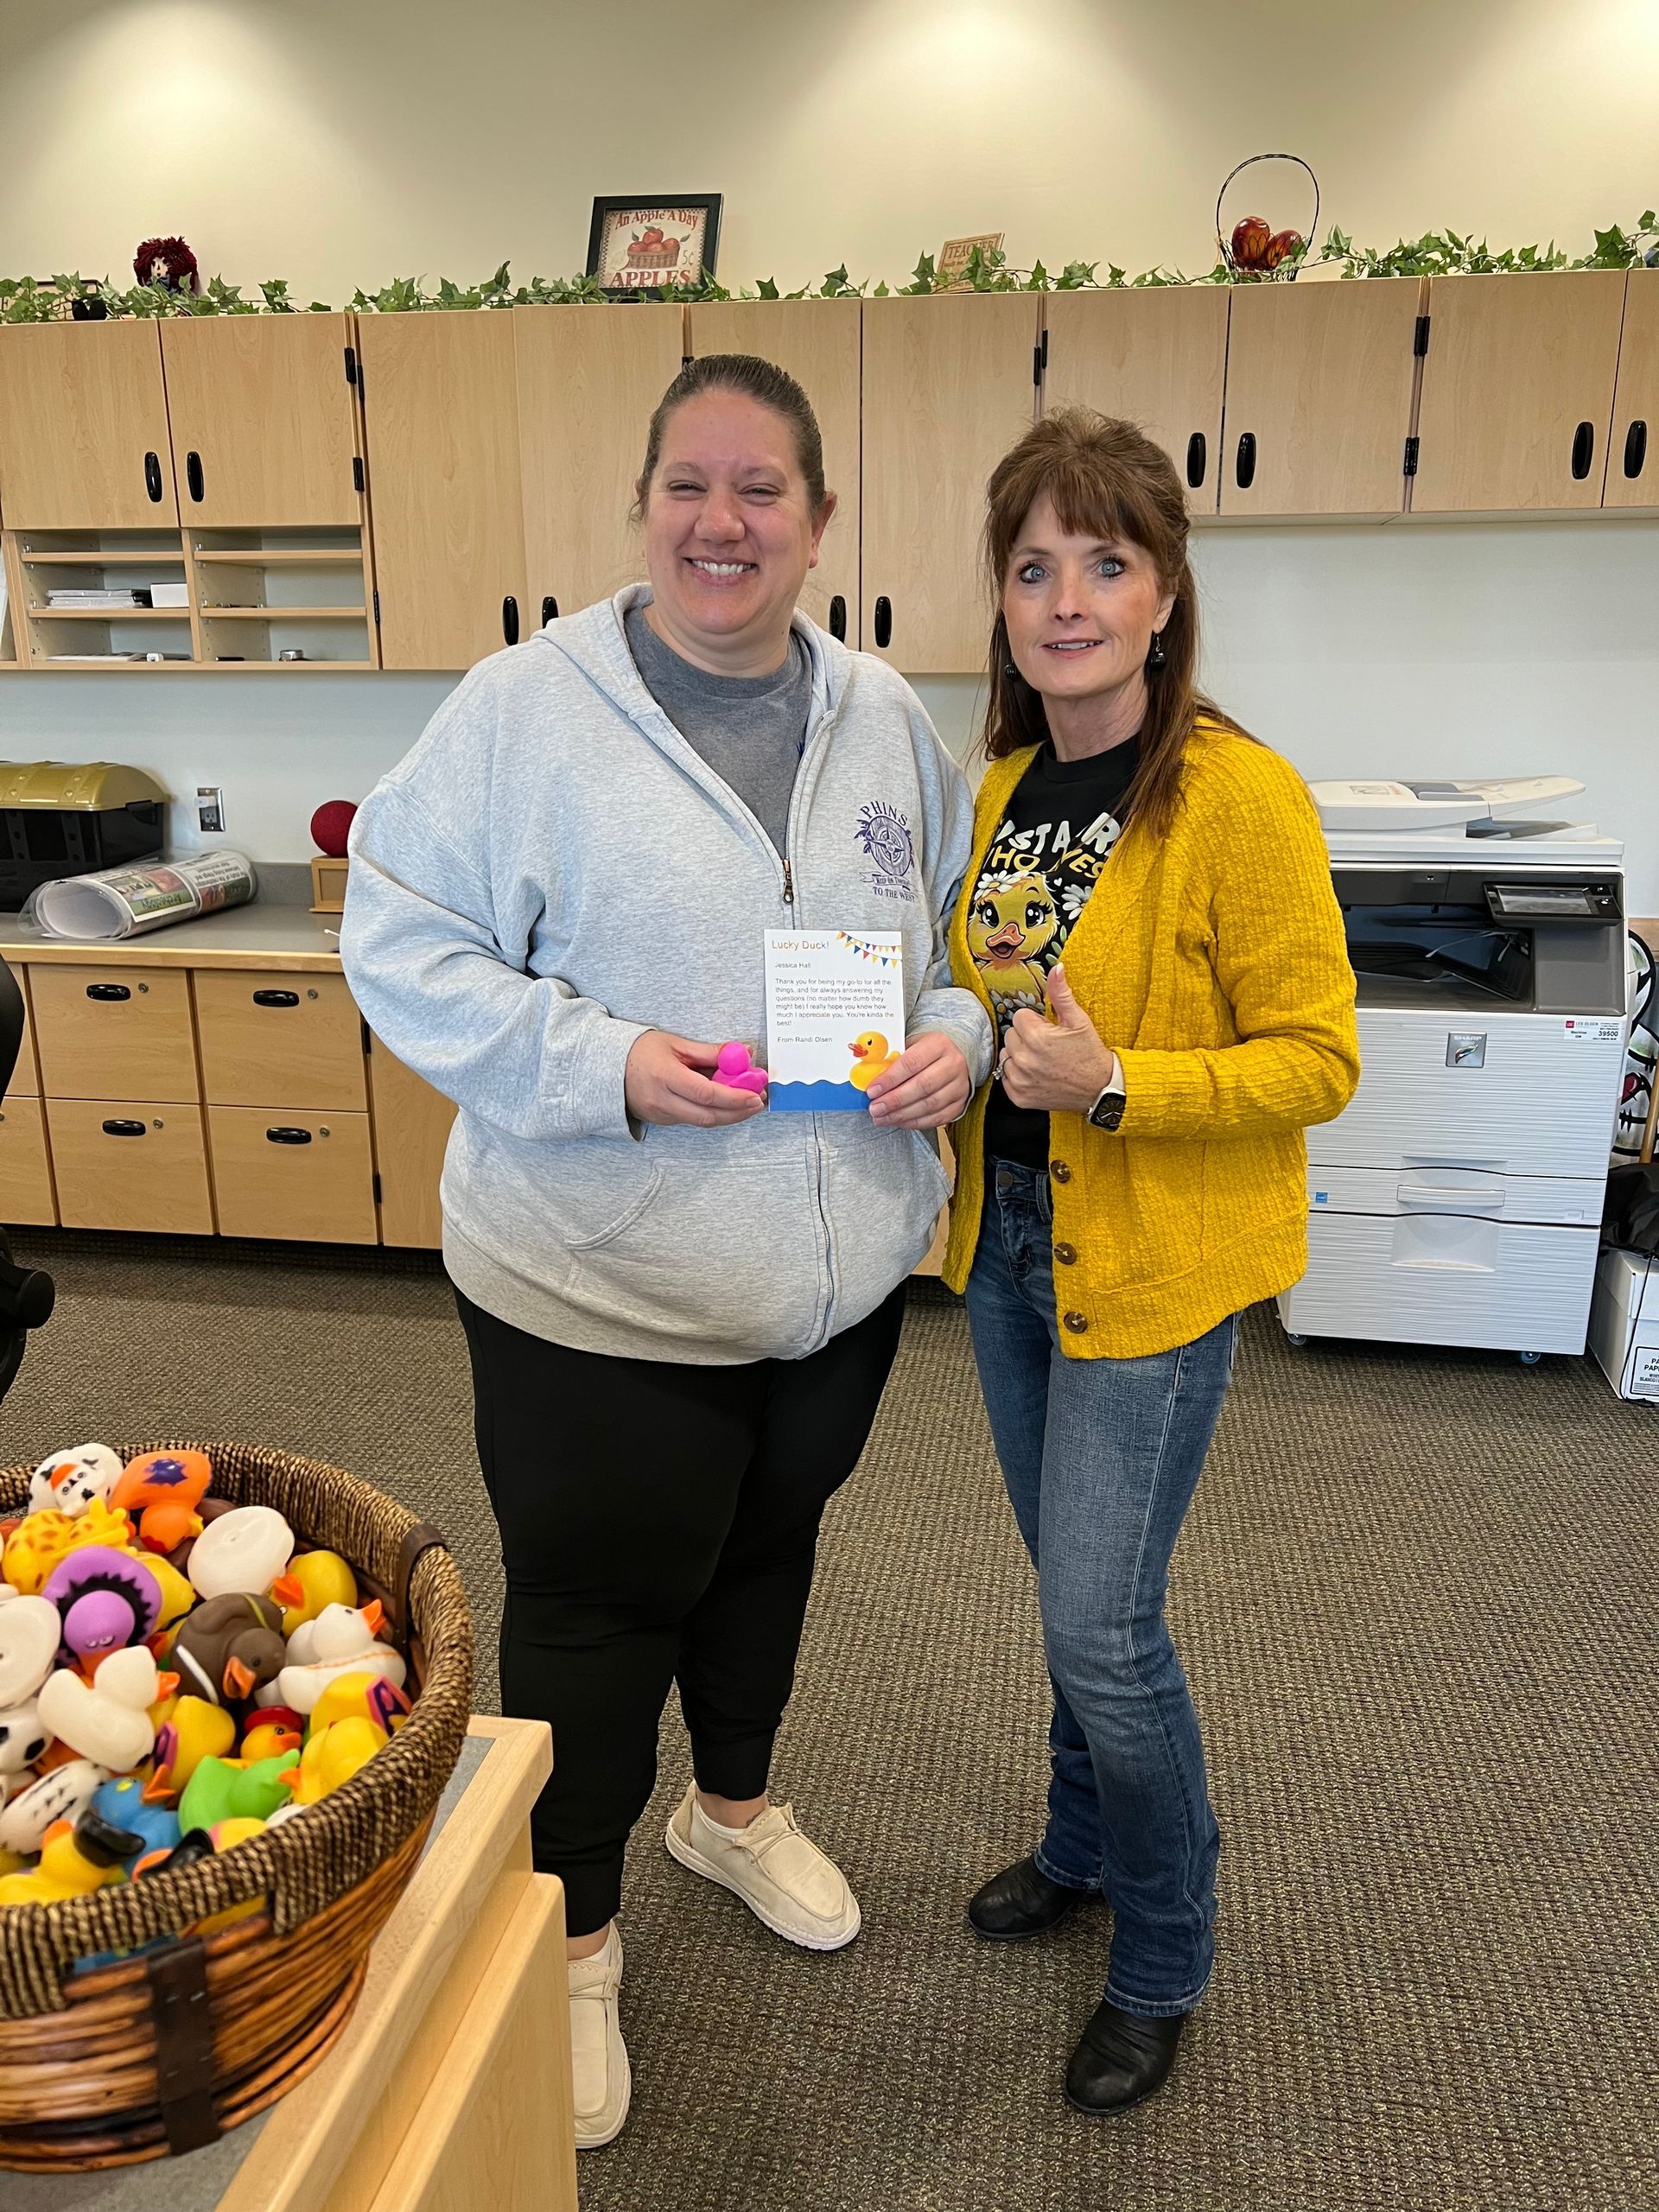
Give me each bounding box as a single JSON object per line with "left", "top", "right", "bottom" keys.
{"left": 196, "top": 785, "right": 225, "bottom": 834}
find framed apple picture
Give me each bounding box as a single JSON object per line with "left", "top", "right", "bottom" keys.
{"left": 587, "top": 195, "right": 722, "bottom": 296}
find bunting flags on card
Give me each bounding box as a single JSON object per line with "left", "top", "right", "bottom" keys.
{"left": 836, "top": 931, "right": 901, "bottom": 967}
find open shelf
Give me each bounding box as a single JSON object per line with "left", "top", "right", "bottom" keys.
{"left": 187, "top": 524, "right": 376, "bottom": 667}
{"left": 193, "top": 548, "right": 363, "bottom": 567}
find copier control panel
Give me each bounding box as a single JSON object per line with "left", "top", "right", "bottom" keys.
{"left": 1484, "top": 879, "right": 1623, "bottom": 925}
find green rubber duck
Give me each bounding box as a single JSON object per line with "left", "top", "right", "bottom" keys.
{"left": 178, "top": 1749, "right": 300, "bottom": 1834}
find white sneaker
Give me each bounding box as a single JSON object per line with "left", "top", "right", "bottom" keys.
{"left": 567, "top": 1923, "right": 630, "bottom": 2150}
{"left": 664, "top": 1785, "right": 861, "bottom": 1951}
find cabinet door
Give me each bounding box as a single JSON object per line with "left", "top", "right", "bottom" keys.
{"left": 194, "top": 969, "right": 366, "bottom": 1109}
{"left": 368, "top": 1034, "right": 456, "bottom": 1248}
{"left": 4, "top": 963, "right": 38, "bottom": 1099}
{"left": 685, "top": 300, "right": 862, "bottom": 638}
{"left": 356, "top": 312, "right": 527, "bottom": 670}
{"left": 1219, "top": 278, "right": 1423, "bottom": 518}
{"left": 861, "top": 296, "right": 1040, "bottom": 671}
{"left": 516, "top": 305, "right": 684, "bottom": 623}
{"left": 29, "top": 965, "right": 198, "bottom": 1103}
{"left": 207, "top": 1107, "right": 378, "bottom": 1243}
{"left": 1042, "top": 289, "right": 1229, "bottom": 514}
{"left": 0, "top": 1097, "right": 56, "bottom": 1226}
{"left": 1411, "top": 272, "right": 1627, "bottom": 512}
{"left": 0, "top": 323, "right": 177, "bottom": 527}
{"left": 48, "top": 1099, "right": 213, "bottom": 1233}
{"left": 1606, "top": 270, "right": 1659, "bottom": 511}
{"left": 160, "top": 314, "right": 362, "bottom": 528}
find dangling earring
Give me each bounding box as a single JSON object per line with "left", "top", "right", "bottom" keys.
{"left": 1003, "top": 663, "right": 1019, "bottom": 679}
{"left": 1147, "top": 632, "right": 1166, "bottom": 671}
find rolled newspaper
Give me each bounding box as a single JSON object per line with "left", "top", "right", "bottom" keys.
{"left": 27, "top": 850, "right": 258, "bottom": 941}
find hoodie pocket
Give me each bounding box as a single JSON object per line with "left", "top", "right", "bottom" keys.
{"left": 819, "top": 1127, "right": 950, "bottom": 1328}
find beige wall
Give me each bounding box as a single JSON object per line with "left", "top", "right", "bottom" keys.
{"left": 3, "top": 0, "right": 1656, "bottom": 301}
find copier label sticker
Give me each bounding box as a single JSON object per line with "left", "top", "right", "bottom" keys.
{"left": 1562, "top": 1019, "right": 1622, "bottom": 1045}
{"left": 1446, "top": 1033, "right": 1486, "bottom": 1068}
{"left": 1629, "top": 1344, "right": 1659, "bottom": 1399}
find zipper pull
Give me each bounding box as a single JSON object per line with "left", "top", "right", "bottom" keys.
{"left": 782, "top": 860, "right": 794, "bottom": 905}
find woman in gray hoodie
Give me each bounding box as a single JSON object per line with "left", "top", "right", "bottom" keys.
{"left": 342, "top": 353, "right": 991, "bottom": 2149}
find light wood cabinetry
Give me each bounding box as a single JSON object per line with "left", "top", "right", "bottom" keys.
{"left": 207, "top": 1105, "right": 378, "bottom": 1243}
{"left": 1606, "top": 270, "right": 1659, "bottom": 511}
{"left": 1042, "top": 289, "right": 1230, "bottom": 513}
{"left": 0, "top": 322, "right": 177, "bottom": 528}
{"left": 47, "top": 1098, "right": 214, "bottom": 1233}
{"left": 4, "top": 964, "right": 38, "bottom": 1098}
{"left": 368, "top": 1035, "right": 456, "bottom": 1249}
{"left": 355, "top": 311, "right": 527, "bottom": 670}
{"left": 0, "top": 1099, "right": 56, "bottom": 1226}
{"left": 1219, "top": 278, "right": 1424, "bottom": 518}
{"left": 1410, "top": 271, "right": 1628, "bottom": 512}
{"left": 159, "top": 314, "right": 364, "bottom": 529}
{"left": 516, "top": 303, "right": 683, "bottom": 622}
{"left": 685, "top": 299, "right": 863, "bottom": 637}
{"left": 195, "top": 969, "right": 367, "bottom": 1109}
{"left": 861, "top": 294, "right": 1039, "bottom": 671}
{"left": 29, "top": 964, "right": 198, "bottom": 1102}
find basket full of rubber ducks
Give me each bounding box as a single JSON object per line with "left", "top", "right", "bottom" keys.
{"left": 0, "top": 1438, "right": 472, "bottom": 2172}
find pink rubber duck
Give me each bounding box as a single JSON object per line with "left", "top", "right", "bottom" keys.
{"left": 713, "top": 1043, "right": 769, "bottom": 1096}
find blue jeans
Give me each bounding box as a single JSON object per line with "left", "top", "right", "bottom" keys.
{"left": 964, "top": 1159, "right": 1235, "bottom": 2017}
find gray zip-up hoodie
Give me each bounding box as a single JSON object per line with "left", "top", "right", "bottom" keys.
{"left": 341, "top": 588, "right": 993, "bottom": 1363}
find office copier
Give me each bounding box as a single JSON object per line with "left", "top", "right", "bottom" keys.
{"left": 1278, "top": 778, "right": 1627, "bottom": 1361}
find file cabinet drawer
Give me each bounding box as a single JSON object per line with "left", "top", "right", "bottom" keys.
{"left": 0, "top": 1096, "right": 56, "bottom": 1224}
{"left": 48, "top": 1098, "right": 213, "bottom": 1233}
{"left": 195, "top": 969, "right": 367, "bottom": 1110}
{"left": 29, "top": 966, "right": 199, "bottom": 1103}
{"left": 207, "top": 1106, "right": 377, "bottom": 1243}
{"left": 3, "top": 963, "right": 38, "bottom": 1098}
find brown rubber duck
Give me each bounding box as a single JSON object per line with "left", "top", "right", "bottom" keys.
{"left": 169, "top": 1592, "right": 288, "bottom": 1706}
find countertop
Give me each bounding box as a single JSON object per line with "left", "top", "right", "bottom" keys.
{"left": 0, "top": 864, "right": 344, "bottom": 971}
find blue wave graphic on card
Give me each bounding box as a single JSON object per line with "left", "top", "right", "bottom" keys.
{"left": 769, "top": 1077, "right": 868, "bottom": 1113}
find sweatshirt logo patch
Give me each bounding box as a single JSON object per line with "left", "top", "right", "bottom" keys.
{"left": 855, "top": 801, "right": 916, "bottom": 901}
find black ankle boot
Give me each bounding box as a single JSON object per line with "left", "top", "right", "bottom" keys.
{"left": 1065, "top": 2000, "right": 1186, "bottom": 2115}
{"left": 967, "top": 1855, "right": 1087, "bottom": 1940}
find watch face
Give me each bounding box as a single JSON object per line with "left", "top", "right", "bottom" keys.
{"left": 1090, "top": 1091, "right": 1125, "bottom": 1130}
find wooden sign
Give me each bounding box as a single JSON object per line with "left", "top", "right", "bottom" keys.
{"left": 939, "top": 232, "right": 1006, "bottom": 289}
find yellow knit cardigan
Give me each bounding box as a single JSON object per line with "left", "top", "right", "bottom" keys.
{"left": 943, "top": 719, "right": 1361, "bottom": 1357}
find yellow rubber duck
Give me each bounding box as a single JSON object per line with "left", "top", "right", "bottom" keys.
{"left": 308, "top": 1669, "right": 411, "bottom": 1738}
{"left": 287, "top": 1715, "right": 387, "bottom": 1806}
{"left": 3, "top": 1499, "right": 134, "bottom": 1596}
{"left": 270, "top": 1548, "right": 357, "bottom": 1640}
{"left": 144, "top": 1694, "right": 236, "bottom": 1803}
{"left": 848, "top": 1032, "right": 901, "bottom": 1092}
{"left": 0, "top": 1817, "right": 124, "bottom": 1907}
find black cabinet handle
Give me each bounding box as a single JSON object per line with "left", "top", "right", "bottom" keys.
{"left": 874, "top": 596, "right": 893, "bottom": 649}
{"left": 251, "top": 988, "right": 300, "bottom": 1007}
{"left": 101, "top": 1118, "right": 146, "bottom": 1137}
{"left": 265, "top": 1126, "right": 314, "bottom": 1144}
{"left": 502, "top": 595, "right": 519, "bottom": 645}
{"left": 143, "top": 452, "right": 162, "bottom": 504}
{"left": 86, "top": 982, "right": 131, "bottom": 1001}
{"left": 1235, "top": 432, "right": 1257, "bottom": 490}
{"left": 541, "top": 595, "right": 559, "bottom": 626}
{"left": 829, "top": 594, "right": 847, "bottom": 641}
{"left": 1570, "top": 421, "right": 1594, "bottom": 480}
{"left": 185, "top": 451, "right": 204, "bottom": 503}
{"left": 1624, "top": 421, "right": 1648, "bottom": 480}
{"left": 1185, "top": 432, "right": 1207, "bottom": 489}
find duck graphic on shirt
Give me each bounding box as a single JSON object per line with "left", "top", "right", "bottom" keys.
{"left": 969, "top": 800, "right": 1128, "bottom": 1039}
{"left": 967, "top": 870, "right": 1061, "bottom": 1009}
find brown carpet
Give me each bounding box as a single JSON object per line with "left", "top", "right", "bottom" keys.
{"left": 3, "top": 1230, "right": 1655, "bottom": 2212}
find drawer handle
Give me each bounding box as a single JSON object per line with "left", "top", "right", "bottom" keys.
{"left": 101, "top": 1118, "right": 147, "bottom": 1137}
{"left": 1570, "top": 420, "right": 1594, "bottom": 480}
{"left": 1185, "top": 431, "right": 1207, "bottom": 488}
{"left": 829, "top": 594, "right": 847, "bottom": 641}
{"left": 265, "top": 1126, "right": 314, "bottom": 1144}
{"left": 541, "top": 594, "right": 559, "bottom": 626}
{"left": 251, "top": 988, "right": 300, "bottom": 1007}
{"left": 874, "top": 596, "right": 892, "bottom": 649}
{"left": 86, "top": 982, "right": 131, "bottom": 1002}
{"left": 143, "top": 451, "right": 163, "bottom": 504}
{"left": 502, "top": 595, "right": 519, "bottom": 646}
{"left": 186, "top": 450, "right": 205, "bottom": 503}
{"left": 1624, "top": 421, "right": 1648, "bottom": 480}
{"left": 1235, "top": 431, "right": 1257, "bottom": 490}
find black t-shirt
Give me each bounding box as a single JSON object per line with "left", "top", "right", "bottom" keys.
{"left": 969, "top": 737, "right": 1138, "bottom": 1173}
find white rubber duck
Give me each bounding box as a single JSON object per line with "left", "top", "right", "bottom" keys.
{"left": 0, "top": 1758, "right": 108, "bottom": 1854}
{"left": 37, "top": 1645, "right": 168, "bottom": 1773}
{"left": 0, "top": 1595, "right": 60, "bottom": 1706}
{"left": 188, "top": 1505, "right": 294, "bottom": 1601}
{"left": 28, "top": 1442, "right": 124, "bottom": 1518}
{"left": 276, "top": 1601, "right": 406, "bottom": 1714}
{"left": 0, "top": 1698, "right": 49, "bottom": 1777}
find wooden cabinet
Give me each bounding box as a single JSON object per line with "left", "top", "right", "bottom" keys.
{"left": 207, "top": 1105, "right": 378, "bottom": 1243}
{"left": 368, "top": 1035, "right": 456, "bottom": 1249}
{"left": 159, "top": 314, "right": 364, "bottom": 528}
{"left": 0, "top": 1098, "right": 55, "bottom": 1226}
{"left": 3, "top": 964, "right": 37, "bottom": 1098}
{"left": 516, "top": 304, "right": 684, "bottom": 622}
{"left": 48, "top": 1098, "right": 213, "bottom": 1233}
{"left": 1219, "top": 278, "right": 1424, "bottom": 518}
{"left": 1042, "top": 289, "right": 1229, "bottom": 513}
{"left": 195, "top": 969, "right": 367, "bottom": 1109}
{"left": 356, "top": 312, "right": 527, "bottom": 670}
{"left": 861, "top": 295, "right": 1039, "bottom": 671}
{"left": 685, "top": 299, "right": 862, "bottom": 637}
{"left": 29, "top": 964, "right": 198, "bottom": 1102}
{"left": 0, "top": 322, "right": 177, "bottom": 528}
{"left": 1411, "top": 271, "right": 1628, "bottom": 512}
{"left": 1606, "top": 270, "right": 1659, "bottom": 511}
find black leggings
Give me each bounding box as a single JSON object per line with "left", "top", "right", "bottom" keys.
{"left": 454, "top": 1284, "right": 908, "bottom": 1936}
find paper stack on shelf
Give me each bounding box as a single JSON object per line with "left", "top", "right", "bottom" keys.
{"left": 45, "top": 587, "right": 155, "bottom": 609}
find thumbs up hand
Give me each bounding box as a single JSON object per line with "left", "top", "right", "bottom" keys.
{"left": 1000, "top": 966, "right": 1119, "bottom": 1114}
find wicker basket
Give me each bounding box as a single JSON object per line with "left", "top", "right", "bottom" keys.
{"left": 0, "top": 1439, "right": 474, "bottom": 2171}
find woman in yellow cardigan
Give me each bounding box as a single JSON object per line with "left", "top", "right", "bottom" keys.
{"left": 918, "top": 410, "right": 1357, "bottom": 2115}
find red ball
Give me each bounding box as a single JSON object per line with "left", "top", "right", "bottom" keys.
{"left": 310, "top": 799, "right": 358, "bottom": 858}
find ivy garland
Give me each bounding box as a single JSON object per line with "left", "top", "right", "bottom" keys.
{"left": 3, "top": 216, "right": 1655, "bottom": 321}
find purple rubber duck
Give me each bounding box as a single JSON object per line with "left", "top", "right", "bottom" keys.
{"left": 41, "top": 1547, "right": 162, "bottom": 1665}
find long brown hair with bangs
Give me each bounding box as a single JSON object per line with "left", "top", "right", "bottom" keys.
{"left": 982, "top": 409, "right": 1247, "bottom": 840}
